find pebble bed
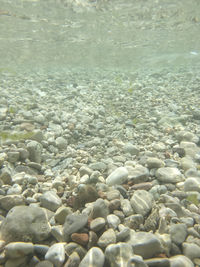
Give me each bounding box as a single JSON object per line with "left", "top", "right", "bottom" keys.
{"left": 0, "top": 67, "right": 200, "bottom": 267}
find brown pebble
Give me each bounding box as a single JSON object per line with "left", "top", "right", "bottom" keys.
{"left": 71, "top": 233, "right": 89, "bottom": 246}
{"left": 131, "top": 182, "right": 152, "bottom": 191}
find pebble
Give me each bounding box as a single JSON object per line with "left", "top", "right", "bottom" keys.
{"left": 107, "top": 214, "right": 121, "bottom": 229}
{"left": 169, "top": 223, "right": 188, "bottom": 245}
{"left": 105, "top": 242, "right": 133, "bottom": 266}
{"left": 90, "top": 217, "right": 106, "bottom": 232}
{"left": 63, "top": 213, "right": 88, "bottom": 242}
{"left": 45, "top": 243, "right": 65, "bottom": 267}
{"left": 156, "top": 167, "right": 183, "bottom": 183}
{"left": 106, "top": 167, "right": 128, "bottom": 186}
{"left": 130, "top": 190, "right": 154, "bottom": 216}
{"left": 5, "top": 242, "right": 34, "bottom": 258}
{"left": 79, "top": 247, "right": 105, "bottom": 267}
{"left": 97, "top": 228, "right": 116, "bottom": 248}
{"left": 40, "top": 191, "right": 62, "bottom": 212}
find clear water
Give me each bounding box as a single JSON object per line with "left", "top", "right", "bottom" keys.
{"left": 0, "top": 0, "right": 200, "bottom": 74}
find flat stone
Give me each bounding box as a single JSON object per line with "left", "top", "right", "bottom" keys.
{"left": 63, "top": 213, "right": 88, "bottom": 242}
{"left": 156, "top": 167, "right": 183, "bottom": 183}
{"left": 79, "top": 247, "right": 105, "bottom": 267}
{"left": 5, "top": 242, "right": 34, "bottom": 258}
{"left": 97, "top": 228, "right": 116, "bottom": 248}
{"left": 40, "top": 191, "right": 62, "bottom": 212}
{"left": 130, "top": 190, "right": 154, "bottom": 216}
{"left": 45, "top": 243, "right": 65, "bottom": 267}
{"left": 0, "top": 206, "right": 51, "bottom": 243}
{"left": 169, "top": 224, "right": 188, "bottom": 245}
{"left": 105, "top": 243, "right": 133, "bottom": 267}
{"left": 128, "top": 232, "right": 162, "bottom": 259}
{"left": 106, "top": 167, "right": 128, "bottom": 186}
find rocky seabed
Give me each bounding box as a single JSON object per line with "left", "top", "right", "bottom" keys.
{"left": 0, "top": 68, "right": 200, "bottom": 267}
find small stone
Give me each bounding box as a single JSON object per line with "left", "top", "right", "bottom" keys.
{"left": 128, "top": 232, "right": 162, "bottom": 259}
{"left": 27, "top": 140, "right": 43, "bottom": 163}
{"left": 90, "top": 217, "right": 106, "bottom": 232}
{"left": 79, "top": 247, "right": 105, "bottom": 267}
{"left": 146, "top": 157, "right": 165, "bottom": 169}
{"left": 7, "top": 151, "right": 20, "bottom": 163}
{"left": 97, "top": 228, "right": 116, "bottom": 248}
{"left": 169, "top": 223, "right": 188, "bottom": 245}
{"left": 184, "top": 177, "right": 200, "bottom": 192}
{"left": 56, "top": 137, "right": 68, "bottom": 150}
{"left": 169, "top": 255, "right": 194, "bottom": 267}
{"left": 144, "top": 258, "right": 170, "bottom": 267}
{"left": 180, "top": 141, "right": 200, "bottom": 158}
{"left": 121, "top": 199, "right": 133, "bottom": 217}
{"left": 91, "top": 198, "right": 109, "bottom": 219}
{"left": 107, "top": 214, "right": 120, "bottom": 229}
{"left": 40, "top": 191, "right": 62, "bottom": 212}
{"left": 64, "top": 251, "right": 80, "bottom": 267}
{"left": 182, "top": 242, "right": 200, "bottom": 260}
{"left": 0, "top": 194, "right": 25, "bottom": 211}
{"left": 105, "top": 242, "right": 133, "bottom": 267}
{"left": 35, "top": 261, "right": 54, "bottom": 267}
{"left": 124, "top": 214, "right": 144, "bottom": 230}
{"left": 55, "top": 206, "right": 72, "bottom": 225}
{"left": 127, "top": 165, "right": 149, "bottom": 184}
{"left": 71, "top": 233, "right": 89, "bottom": 246}
{"left": 63, "top": 213, "right": 88, "bottom": 242}
{"left": 130, "top": 190, "right": 154, "bottom": 216}
{"left": 45, "top": 243, "right": 65, "bottom": 267}
{"left": 7, "top": 184, "right": 22, "bottom": 195}
{"left": 106, "top": 167, "right": 128, "bottom": 186}
{"left": 5, "top": 242, "right": 34, "bottom": 258}
{"left": 123, "top": 143, "right": 139, "bottom": 155}
{"left": 156, "top": 167, "right": 183, "bottom": 183}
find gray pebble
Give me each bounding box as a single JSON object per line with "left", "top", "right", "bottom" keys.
{"left": 5, "top": 242, "right": 34, "bottom": 258}
{"left": 90, "top": 217, "right": 106, "bottom": 232}
{"left": 156, "top": 167, "right": 183, "bottom": 183}
{"left": 79, "top": 247, "right": 105, "bottom": 267}
{"left": 45, "top": 243, "right": 65, "bottom": 267}
{"left": 106, "top": 167, "right": 128, "bottom": 186}
{"left": 97, "top": 228, "right": 116, "bottom": 248}
{"left": 130, "top": 190, "right": 154, "bottom": 216}
{"left": 107, "top": 214, "right": 120, "bottom": 229}
{"left": 169, "top": 223, "right": 188, "bottom": 245}
{"left": 40, "top": 191, "right": 62, "bottom": 212}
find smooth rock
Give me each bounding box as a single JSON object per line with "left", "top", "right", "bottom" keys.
{"left": 0, "top": 206, "right": 51, "bottom": 242}
{"left": 169, "top": 255, "right": 194, "bottom": 267}
{"left": 90, "top": 217, "right": 106, "bottom": 232}
{"left": 144, "top": 258, "right": 170, "bottom": 267}
{"left": 40, "top": 191, "right": 62, "bottom": 212}
{"left": 91, "top": 198, "right": 109, "bottom": 219}
{"left": 79, "top": 247, "right": 105, "bottom": 267}
{"left": 184, "top": 177, "right": 200, "bottom": 192}
{"left": 130, "top": 190, "right": 154, "bottom": 216}
{"left": 71, "top": 233, "right": 89, "bottom": 246}
{"left": 121, "top": 199, "right": 133, "bottom": 216}
{"left": 5, "top": 242, "right": 34, "bottom": 258}
{"left": 127, "top": 165, "right": 149, "bottom": 183}
{"left": 97, "top": 228, "right": 116, "bottom": 248}
{"left": 107, "top": 214, "right": 120, "bottom": 229}
{"left": 146, "top": 157, "right": 165, "bottom": 169}
{"left": 106, "top": 167, "right": 128, "bottom": 186}
{"left": 169, "top": 223, "right": 187, "bottom": 245}
{"left": 54, "top": 206, "right": 72, "bottom": 225}
{"left": 45, "top": 243, "right": 65, "bottom": 267}
{"left": 128, "top": 231, "right": 162, "bottom": 259}
{"left": 182, "top": 242, "right": 200, "bottom": 260}
{"left": 27, "top": 140, "right": 43, "bottom": 163}
{"left": 105, "top": 242, "right": 133, "bottom": 267}
{"left": 0, "top": 195, "right": 25, "bottom": 211}
{"left": 156, "top": 167, "right": 183, "bottom": 183}
{"left": 63, "top": 213, "right": 88, "bottom": 242}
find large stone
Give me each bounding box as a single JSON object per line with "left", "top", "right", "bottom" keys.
{"left": 79, "top": 247, "right": 105, "bottom": 267}
{"left": 105, "top": 243, "right": 133, "bottom": 267}
{"left": 184, "top": 177, "right": 200, "bottom": 192}
{"left": 0, "top": 206, "right": 51, "bottom": 243}
{"left": 182, "top": 242, "right": 200, "bottom": 260}
{"left": 0, "top": 195, "right": 25, "bottom": 211}
{"left": 130, "top": 190, "right": 154, "bottom": 216}
{"left": 156, "top": 167, "right": 183, "bottom": 183}
{"left": 128, "top": 232, "right": 162, "bottom": 259}
{"left": 106, "top": 167, "right": 128, "bottom": 186}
